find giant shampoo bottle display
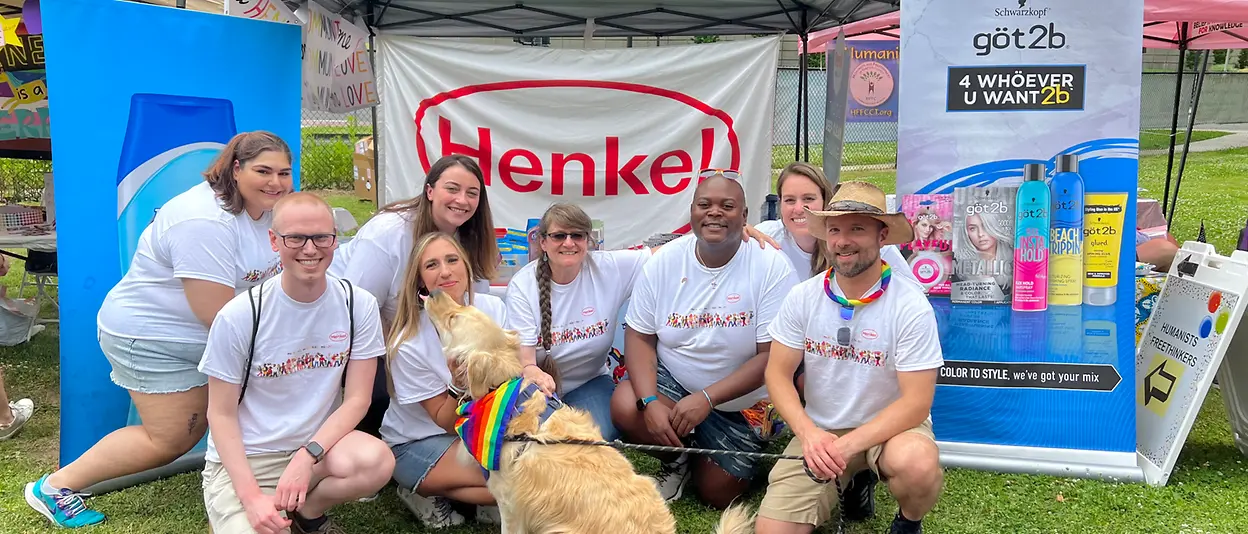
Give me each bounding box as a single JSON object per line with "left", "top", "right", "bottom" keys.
{"left": 117, "top": 94, "right": 238, "bottom": 270}
{"left": 1048, "top": 154, "right": 1085, "bottom": 306}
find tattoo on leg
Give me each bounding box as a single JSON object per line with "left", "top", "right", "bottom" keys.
{"left": 188, "top": 413, "right": 199, "bottom": 436}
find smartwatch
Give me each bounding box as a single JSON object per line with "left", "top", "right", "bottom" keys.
{"left": 302, "top": 441, "right": 326, "bottom": 464}
{"left": 636, "top": 395, "right": 658, "bottom": 412}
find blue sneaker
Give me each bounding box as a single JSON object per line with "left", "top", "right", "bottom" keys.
{"left": 24, "top": 475, "right": 106, "bottom": 528}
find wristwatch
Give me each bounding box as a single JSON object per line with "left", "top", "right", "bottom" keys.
{"left": 636, "top": 395, "right": 658, "bottom": 412}
{"left": 302, "top": 441, "right": 325, "bottom": 464}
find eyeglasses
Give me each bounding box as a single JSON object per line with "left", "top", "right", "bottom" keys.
{"left": 277, "top": 232, "right": 337, "bottom": 249}
{"left": 698, "top": 168, "right": 742, "bottom": 181}
{"left": 543, "top": 231, "right": 587, "bottom": 243}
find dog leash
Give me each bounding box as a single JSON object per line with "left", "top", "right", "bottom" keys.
{"left": 505, "top": 436, "right": 849, "bottom": 534}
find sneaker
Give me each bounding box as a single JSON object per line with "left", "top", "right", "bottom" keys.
{"left": 646, "top": 452, "right": 691, "bottom": 502}
{"left": 24, "top": 475, "right": 106, "bottom": 528}
{"left": 475, "top": 505, "right": 501, "bottom": 524}
{"left": 289, "top": 514, "right": 345, "bottom": 534}
{"left": 0, "top": 398, "right": 34, "bottom": 440}
{"left": 889, "top": 510, "right": 924, "bottom": 534}
{"left": 396, "top": 486, "right": 465, "bottom": 529}
{"left": 841, "top": 469, "right": 879, "bottom": 521}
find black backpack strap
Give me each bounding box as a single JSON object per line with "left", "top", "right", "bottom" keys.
{"left": 239, "top": 283, "right": 263, "bottom": 404}
{"left": 340, "top": 279, "right": 355, "bottom": 389}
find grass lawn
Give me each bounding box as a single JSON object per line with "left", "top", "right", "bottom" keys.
{"left": 2, "top": 148, "right": 1247, "bottom": 533}
{"left": 1139, "top": 129, "right": 1233, "bottom": 151}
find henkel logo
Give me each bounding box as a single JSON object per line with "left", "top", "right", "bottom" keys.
{"left": 413, "top": 80, "right": 741, "bottom": 197}
{"left": 861, "top": 329, "right": 879, "bottom": 340}
{"left": 582, "top": 306, "right": 596, "bottom": 317}
{"left": 329, "top": 331, "right": 349, "bottom": 342}
{"left": 727, "top": 293, "right": 741, "bottom": 304}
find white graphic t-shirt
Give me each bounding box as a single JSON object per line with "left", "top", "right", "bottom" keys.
{"left": 198, "top": 276, "right": 386, "bottom": 463}
{"left": 334, "top": 211, "right": 489, "bottom": 326}
{"left": 505, "top": 249, "right": 652, "bottom": 392}
{"left": 755, "top": 220, "right": 915, "bottom": 283}
{"left": 97, "top": 182, "right": 283, "bottom": 344}
{"left": 768, "top": 271, "right": 943, "bottom": 430}
{"left": 626, "top": 235, "right": 799, "bottom": 412}
{"left": 380, "top": 294, "right": 507, "bottom": 446}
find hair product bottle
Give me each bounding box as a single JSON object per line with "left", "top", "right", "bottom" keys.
{"left": 1013, "top": 163, "right": 1050, "bottom": 311}
{"left": 1048, "top": 154, "right": 1085, "bottom": 306}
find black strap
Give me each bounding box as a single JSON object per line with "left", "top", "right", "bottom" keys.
{"left": 238, "top": 279, "right": 356, "bottom": 405}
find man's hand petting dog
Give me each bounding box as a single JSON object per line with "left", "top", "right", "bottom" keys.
{"left": 522, "top": 365, "right": 557, "bottom": 395}
{"left": 670, "top": 394, "right": 712, "bottom": 437}
{"left": 800, "top": 427, "right": 848, "bottom": 481}
{"left": 643, "top": 402, "right": 684, "bottom": 447}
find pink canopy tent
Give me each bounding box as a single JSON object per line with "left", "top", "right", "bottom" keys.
{"left": 801, "top": 0, "right": 1248, "bottom": 226}
{"left": 804, "top": 0, "right": 1248, "bottom": 53}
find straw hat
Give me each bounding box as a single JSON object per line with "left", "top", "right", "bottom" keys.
{"left": 803, "top": 181, "right": 914, "bottom": 246}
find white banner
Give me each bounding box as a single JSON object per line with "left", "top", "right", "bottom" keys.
{"left": 328, "top": 16, "right": 377, "bottom": 113}
{"left": 376, "top": 36, "right": 781, "bottom": 249}
{"left": 300, "top": 1, "right": 335, "bottom": 111}
{"left": 224, "top": 0, "right": 299, "bottom": 24}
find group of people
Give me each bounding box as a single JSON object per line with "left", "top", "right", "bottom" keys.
{"left": 20, "top": 130, "right": 947, "bottom": 534}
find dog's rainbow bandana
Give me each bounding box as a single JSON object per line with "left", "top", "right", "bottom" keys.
{"left": 455, "top": 377, "right": 525, "bottom": 472}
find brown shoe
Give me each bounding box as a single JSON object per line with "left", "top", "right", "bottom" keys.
{"left": 289, "top": 515, "right": 345, "bottom": 534}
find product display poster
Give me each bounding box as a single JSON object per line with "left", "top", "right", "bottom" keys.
{"left": 897, "top": 0, "right": 1145, "bottom": 478}
{"left": 1136, "top": 244, "right": 1248, "bottom": 486}
{"left": 43, "top": 0, "right": 300, "bottom": 474}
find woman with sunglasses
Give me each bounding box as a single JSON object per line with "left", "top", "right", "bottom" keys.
{"left": 757, "top": 162, "right": 914, "bottom": 281}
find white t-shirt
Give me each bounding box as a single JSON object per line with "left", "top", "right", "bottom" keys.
{"left": 625, "top": 235, "right": 799, "bottom": 412}
{"left": 379, "top": 294, "right": 507, "bottom": 446}
{"left": 97, "top": 182, "right": 282, "bottom": 344}
{"left": 755, "top": 220, "right": 915, "bottom": 283}
{"left": 767, "top": 271, "right": 943, "bottom": 430}
{"left": 334, "top": 210, "right": 489, "bottom": 326}
{"left": 198, "top": 276, "right": 386, "bottom": 463}
{"left": 504, "top": 249, "right": 652, "bottom": 392}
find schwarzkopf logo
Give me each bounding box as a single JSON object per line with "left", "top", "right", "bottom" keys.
{"left": 995, "top": 0, "right": 1050, "bottom": 18}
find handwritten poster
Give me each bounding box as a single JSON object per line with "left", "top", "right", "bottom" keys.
{"left": 0, "top": 1, "right": 49, "bottom": 145}
{"left": 328, "top": 16, "right": 377, "bottom": 113}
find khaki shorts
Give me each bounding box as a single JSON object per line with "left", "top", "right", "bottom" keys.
{"left": 203, "top": 451, "right": 315, "bottom": 534}
{"left": 757, "top": 420, "right": 936, "bottom": 526}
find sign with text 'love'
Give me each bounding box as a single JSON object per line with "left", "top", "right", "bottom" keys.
{"left": 377, "top": 36, "right": 780, "bottom": 249}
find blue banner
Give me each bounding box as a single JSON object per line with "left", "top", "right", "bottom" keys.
{"left": 896, "top": 0, "right": 1145, "bottom": 480}
{"left": 43, "top": 0, "right": 301, "bottom": 469}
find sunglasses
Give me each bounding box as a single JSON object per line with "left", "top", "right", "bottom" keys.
{"left": 544, "top": 231, "right": 588, "bottom": 243}
{"left": 698, "top": 168, "right": 742, "bottom": 181}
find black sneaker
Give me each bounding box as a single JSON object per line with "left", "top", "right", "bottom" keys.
{"left": 889, "top": 510, "right": 923, "bottom": 534}
{"left": 841, "top": 469, "right": 878, "bottom": 521}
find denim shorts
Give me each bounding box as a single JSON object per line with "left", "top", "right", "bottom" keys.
{"left": 391, "top": 434, "right": 458, "bottom": 492}
{"left": 562, "top": 374, "right": 620, "bottom": 442}
{"left": 654, "top": 361, "right": 769, "bottom": 479}
{"left": 99, "top": 330, "right": 208, "bottom": 394}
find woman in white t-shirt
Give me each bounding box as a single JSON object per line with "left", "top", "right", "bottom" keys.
{"left": 334, "top": 154, "right": 501, "bottom": 435}
{"left": 24, "top": 132, "right": 292, "bottom": 528}
{"left": 610, "top": 172, "right": 800, "bottom": 509}
{"left": 504, "top": 203, "right": 654, "bottom": 441}
{"left": 380, "top": 232, "right": 506, "bottom": 529}
{"left": 757, "top": 162, "right": 914, "bottom": 282}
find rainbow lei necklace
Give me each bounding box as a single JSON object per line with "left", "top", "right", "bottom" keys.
{"left": 823, "top": 260, "right": 892, "bottom": 320}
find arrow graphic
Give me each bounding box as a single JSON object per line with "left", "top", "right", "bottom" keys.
{"left": 1144, "top": 359, "right": 1178, "bottom": 406}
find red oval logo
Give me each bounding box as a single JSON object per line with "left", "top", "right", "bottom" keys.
{"left": 582, "top": 306, "right": 596, "bottom": 317}
{"left": 329, "top": 331, "right": 348, "bottom": 342}
{"left": 861, "top": 329, "right": 879, "bottom": 340}
{"left": 727, "top": 293, "right": 741, "bottom": 304}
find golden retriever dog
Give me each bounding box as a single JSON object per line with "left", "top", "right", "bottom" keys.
{"left": 425, "top": 290, "right": 755, "bottom": 534}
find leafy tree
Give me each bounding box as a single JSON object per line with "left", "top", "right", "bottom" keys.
{"left": 692, "top": 35, "right": 720, "bottom": 44}
{"left": 1236, "top": 49, "right": 1248, "bottom": 69}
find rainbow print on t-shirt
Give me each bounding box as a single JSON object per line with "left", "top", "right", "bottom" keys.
{"left": 665, "top": 311, "right": 755, "bottom": 329}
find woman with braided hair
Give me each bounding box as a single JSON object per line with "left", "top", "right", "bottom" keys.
{"left": 503, "top": 203, "right": 659, "bottom": 441}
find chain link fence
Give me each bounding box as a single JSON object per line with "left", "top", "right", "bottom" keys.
{"left": 300, "top": 108, "right": 374, "bottom": 192}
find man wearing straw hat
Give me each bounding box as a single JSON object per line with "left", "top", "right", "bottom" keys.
{"left": 757, "top": 182, "right": 945, "bottom": 534}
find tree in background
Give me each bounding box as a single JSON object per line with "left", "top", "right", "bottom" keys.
{"left": 692, "top": 35, "right": 719, "bottom": 44}
{"left": 1237, "top": 49, "right": 1248, "bottom": 70}
{"left": 1212, "top": 49, "right": 1228, "bottom": 67}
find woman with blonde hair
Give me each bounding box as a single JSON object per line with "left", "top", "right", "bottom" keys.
{"left": 26, "top": 131, "right": 293, "bottom": 528}
{"left": 379, "top": 232, "right": 506, "bottom": 530}
{"left": 334, "top": 154, "right": 500, "bottom": 434}
{"left": 757, "top": 161, "right": 914, "bottom": 281}
{"left": 504, "top": 203, "right": 656, "bottom": 441}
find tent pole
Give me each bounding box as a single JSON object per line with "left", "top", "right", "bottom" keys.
{"left": 367, "top": 2, "right": 383, "bottom": 205}
{"left": 1161, "top": 23, "right": 1188, "bottom": 216}
{"left": 794, "top": 53, "right": 804, "bottom": 162}
{"left": 801, "top": 31, "right": 811, "bottom": 162}
{"left": 1168, "top": 49, "right": 1210, "bottom": 225}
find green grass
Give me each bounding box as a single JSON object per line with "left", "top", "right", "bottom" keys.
{"left": 2, "top": 148, "right": 1248, "bottom": 532}
{"left": 1139, "top": 129, "right": 1233, "bottom": 151}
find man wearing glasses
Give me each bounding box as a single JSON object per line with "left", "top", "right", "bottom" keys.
{"left": 757, "top": 181, "right": 944, "bottom": 534}
{"left": 198, "top": 192, "right": 395, "bottom": 534}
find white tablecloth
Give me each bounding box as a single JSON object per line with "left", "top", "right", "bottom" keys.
{"left": 0, "top": 231, "right": 57, "bottom": 252}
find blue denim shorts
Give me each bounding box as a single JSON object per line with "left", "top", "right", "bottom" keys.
{"left": 562, "top": 374, "right": 620, "bottom": 442}
{"left": 391, "top": 434, "right": 458, "bottom": 492}
{"left": 654, "top": 362, "right": 769, "bottom": 479}
{"left": 99, "top": 330, "right": 208, "bottom": 394}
